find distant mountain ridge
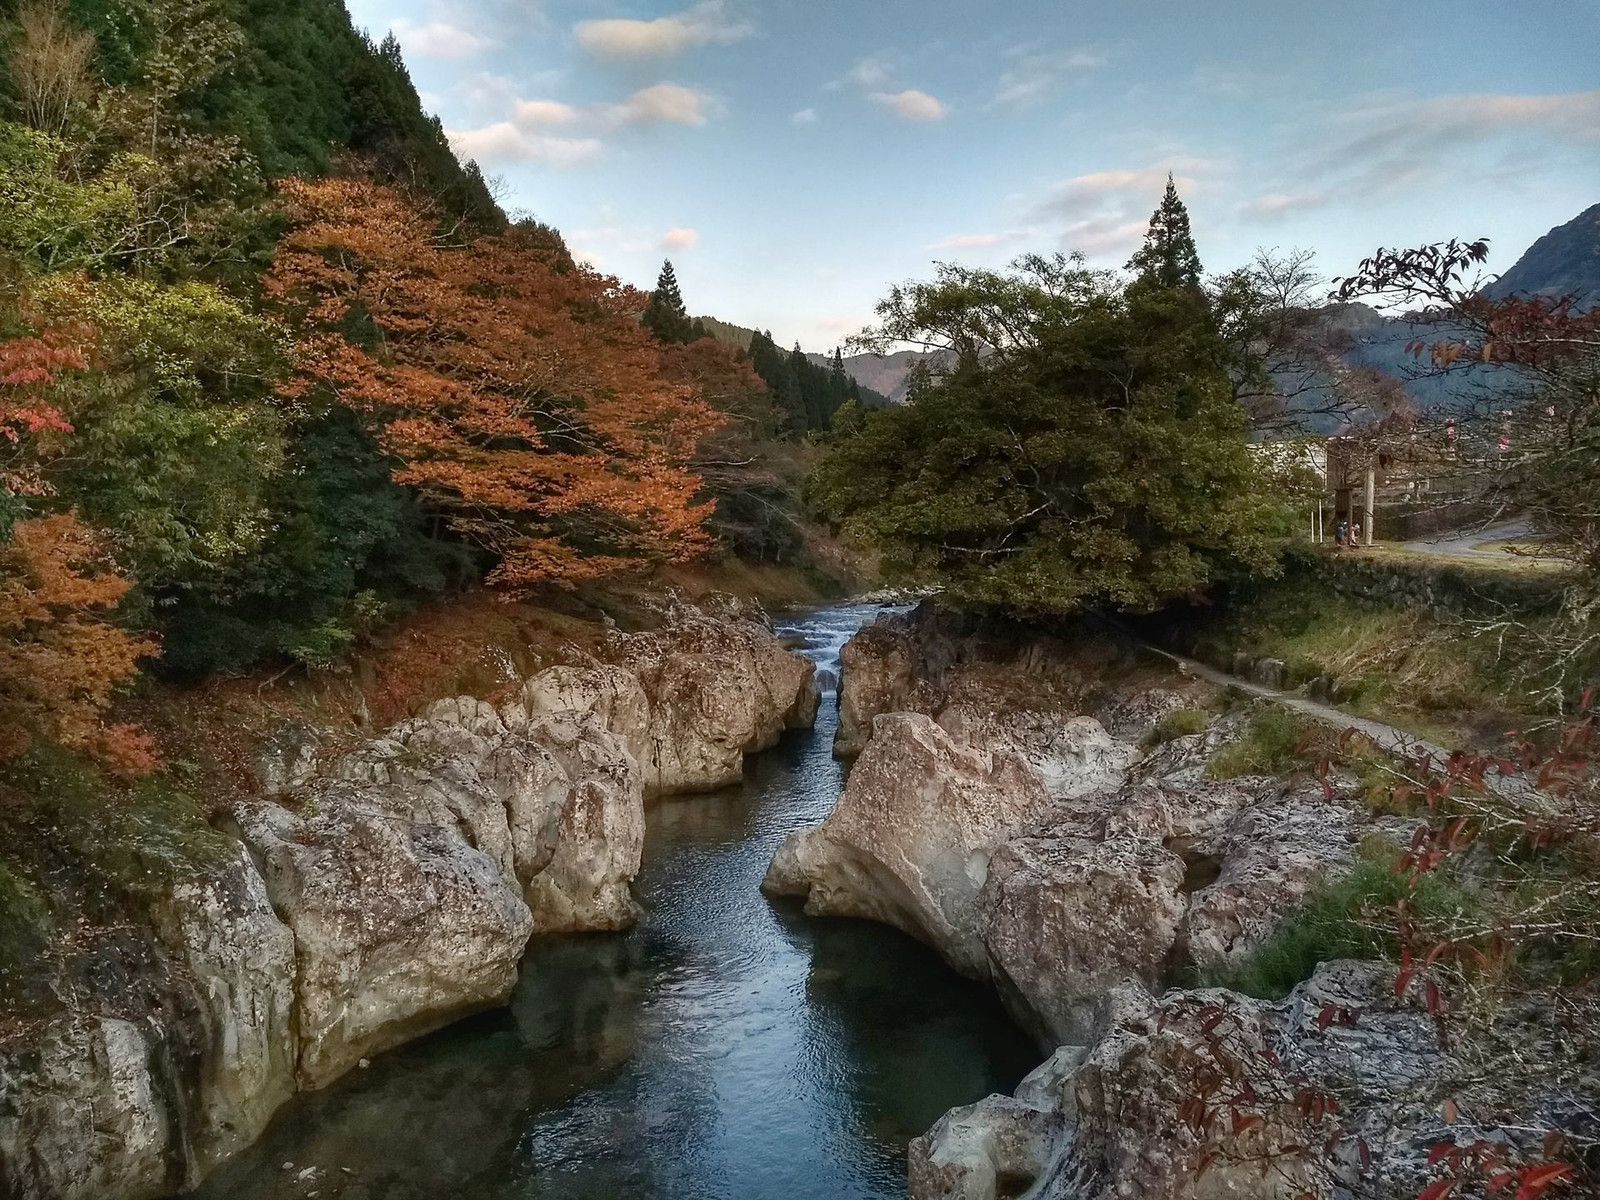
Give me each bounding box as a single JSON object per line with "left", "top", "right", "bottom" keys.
{"left": 1483, "top": 203, "right": 1600, "bottom": 310}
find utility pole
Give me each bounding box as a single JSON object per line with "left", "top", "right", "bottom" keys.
{"left": 1363, "top": 464, "right": 1375, "bottom": 546}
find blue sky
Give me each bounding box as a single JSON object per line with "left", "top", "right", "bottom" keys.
{"left": 349, "top": 0, "right": 1600, "bottom": 350}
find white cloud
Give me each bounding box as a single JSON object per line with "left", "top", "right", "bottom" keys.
{"left": 600, "top": 83, "right": 716, "bottom": 127}
{"left": 661, "top": 227, "right": 699, "bottom": 250}
{"left": 790, "top": 107, "right": 819, "bottom": 125}
{"left": 446, "top": 123, "right": 604, "bottom": 167}
{"left": 993, "top": 45, "right": 1104, "bottom": 109}
{"left": 575, "top": 0, "right": 753, "bottom": 59}
{"left": 1241, "top": 191, "right": 1327, "bottom": 221}
{"left": 448, "top": 81, "right": 718, "bottom": 163}
{"left": 870, "top": 89, "right": 946, "bottom": 122}
{"left": 391, "top": 18, "right": 491, "bottom": 59}
{"left": 512, "top": 99, "right": 579, "bottom": 126}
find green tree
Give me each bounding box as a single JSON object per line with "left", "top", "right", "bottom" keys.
{"left": 813, "top": 253, "right": 1303, "bottom": 613}
{"left": 642, "top": 258, "right": 696, "bottom": 344}
{"left": 1127, "top": 173, "right": 1203, "bottom": 292}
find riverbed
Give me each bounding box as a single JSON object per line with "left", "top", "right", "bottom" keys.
{"left": 192, "top": 602, "right": 1035, "bottom": 1200}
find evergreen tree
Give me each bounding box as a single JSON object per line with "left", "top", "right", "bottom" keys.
{"left": 1127, "top": 174, "right": 1203, "bottom": 291}
{"left": 642, "top": 259, "right": 696, "bottom": 343}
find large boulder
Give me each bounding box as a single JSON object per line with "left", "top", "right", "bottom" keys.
{"left": 0, "top": 1015, "right": 172, "bottom": 1200}
{"left": 765, "top": 712, "right": 1053, "bottom": 976}
{"left": 0, "top": 846, "right": 297, "bottom": 1200}
{"left": 155, "top": 844, "right": 298, "bottom": 1177}
{"left": 979, "top": 824, "right": 1188, "bottom": 1046}
{"left": 834, "top": 617, "right": 923, "bottom": 758}
{"left": 909, "top": 1047, "right": 1084, "bottom": 1200}
{"left": 233, "top": 768, "right": 535, "bottom": 1090}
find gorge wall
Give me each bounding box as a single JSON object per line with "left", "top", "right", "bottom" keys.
{"left": 0, "top": 601, "right": 819, "bottom": 1200}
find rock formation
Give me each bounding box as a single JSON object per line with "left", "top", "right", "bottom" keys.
{"left": 771, "top": 607, "right": 1372, "bottom": 1049}
{"left": 1, "top": 601, "right": 818, "bottom": 1200}
{"left": 908, "top": 959, "right": 1571, "bottom": 1200}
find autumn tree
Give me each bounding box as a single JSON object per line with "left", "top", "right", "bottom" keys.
{"left": 0, "top": 514, "right": 158, "bottom": 770}
{"left": 268, "top": 177, "right": 722, "bottom": 590}
{"left": 5, "top": 0, "right": 97, "bottom": 136}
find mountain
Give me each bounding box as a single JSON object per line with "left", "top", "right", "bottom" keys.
{"left": 804, "top": 349, "right": 956, "bottom": 405}
{"left": 1482, "top": 203, "right": 1600, "bottom": 309}
{"left": 696, "top": 315, "right": 756, "bottom": 351}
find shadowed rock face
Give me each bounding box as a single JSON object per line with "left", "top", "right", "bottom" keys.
{"left": 1, "top": 601, "right": 820, "bottom": 1200}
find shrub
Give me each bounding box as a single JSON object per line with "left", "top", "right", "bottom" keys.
{"left": 1197, "top": 843, "right": 1481, "bottom": 999}
{"left": 1204, "top": 705, "right": 1308, "bottom": 779}
{"left": 1155, "top": 706, "right": 1210, "bottom": 742}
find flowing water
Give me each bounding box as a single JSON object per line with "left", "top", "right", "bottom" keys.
{"left": 195, "top": 602, "right": 1036, "bottom": 1200}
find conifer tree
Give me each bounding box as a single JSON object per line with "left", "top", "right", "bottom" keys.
{"left": 642, "top": 259, "right": 696, "bottom": 343}
{"left": 1127, "top": 174, "right": 1203, "bottom": 291}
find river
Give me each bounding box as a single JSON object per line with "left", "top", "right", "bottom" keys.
{"left": 194, "top": 602, "right": 1036, "bottom": 1200}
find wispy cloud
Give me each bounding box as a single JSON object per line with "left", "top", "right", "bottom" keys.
{"left": 1030, "top": 158, "right": 1220, "bottom": 259}
{"left": 575, "top": 1, "right": 753, "bottom": 59}
{"left": 870, "top": 89, "right": 946, "bottom": 121}
{"left": 928, "top": 231, "right": 1025, "bottom": 250}
{"left": 1270, "top": 88, "right": 1600, "bottom": 207}
{"left": 661, "top": 227, "right": 699, "bottom": 250}
{"left": 826, "top": 54, "right": 898, "bottom": 91}
{"left": 790, "top": 107, "right": 819, "bottom": 125}
{"left": 1241, "top": 191, "right": 1327, "bottom": 221}
{"left": 391, "top": 18, "right": 491, "bottom": 59}
{"left": 993, "top": 45, "right": 1104, "bottom": 109}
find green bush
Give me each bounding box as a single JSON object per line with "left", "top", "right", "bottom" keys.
{"left": 1205, "top": 705, "right": 1308, "bottom": 779}
{"left": 1196, "top": 844, "right": 1481, "bottom": 999}
{"left": 1155, "top": 706, "right": 1210, "bottom": 741}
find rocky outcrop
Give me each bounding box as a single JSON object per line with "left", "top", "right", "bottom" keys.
{"left": 229, "top": 602, "right": 815, "bottom": 1090}
{"left": 1, "top": 600, "right": 818, "bottom": 1200}
{"left": 0, "top": 845, "right": 296, "bottom": 1200}
{"left": 910, "top": 959, "right": 1557, "bottom": 1200}
{"left": 767, "top": 713, "right": 1054, "bottom": 975}
{"left": 521, "top": 609, "right": 820, "bottom": 795}
{"left": 773, "top": 613, "right": 1371, "bottom": 1049}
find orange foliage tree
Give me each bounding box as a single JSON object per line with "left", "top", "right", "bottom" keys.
{"left": 266, "top": 177, "right": 724, "bottom": 590}
{"left": 1, "top": 329, "right": 82, "bottom": 498}
{"left": 0, "top": 513, "right": 159, "bottom": 771}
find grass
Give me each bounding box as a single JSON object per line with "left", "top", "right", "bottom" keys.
{"left": 1195, "top": 840, "right": 1482, "bottom": 1000}
{"left": 1192, "top": 578, "right": 1535, "bottom": 747}
{"left": 1205, "top": 706, "right": 1311, "bottom": 780}
{"left": 1154, "top": 706, "right": 1210, "bottom": 742}
{"left": 1334, "top": 542, "right": 1573, "bottom": 575}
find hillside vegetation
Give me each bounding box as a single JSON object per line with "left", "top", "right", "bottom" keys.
{"left": 0, "top": 0, "right": 844, "bottom": 779}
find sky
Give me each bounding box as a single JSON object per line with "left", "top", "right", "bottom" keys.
{"left": 348, "top": 0, "right": 1600, "bottom": 351}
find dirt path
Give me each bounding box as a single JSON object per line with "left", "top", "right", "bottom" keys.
{"left": 1140, "top": 642, "right": 1451, "bottom": 759}
{"left": 1137, "top": 642, "right": 1543, "bottom": 804}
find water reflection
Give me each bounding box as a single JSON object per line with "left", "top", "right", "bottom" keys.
{"left": 193, "top": 603, "right": 1035, "bottom": 1200}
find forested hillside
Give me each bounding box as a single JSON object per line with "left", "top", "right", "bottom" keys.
{"left": 0, "top": 0, "right": 795, "bottom": 772}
